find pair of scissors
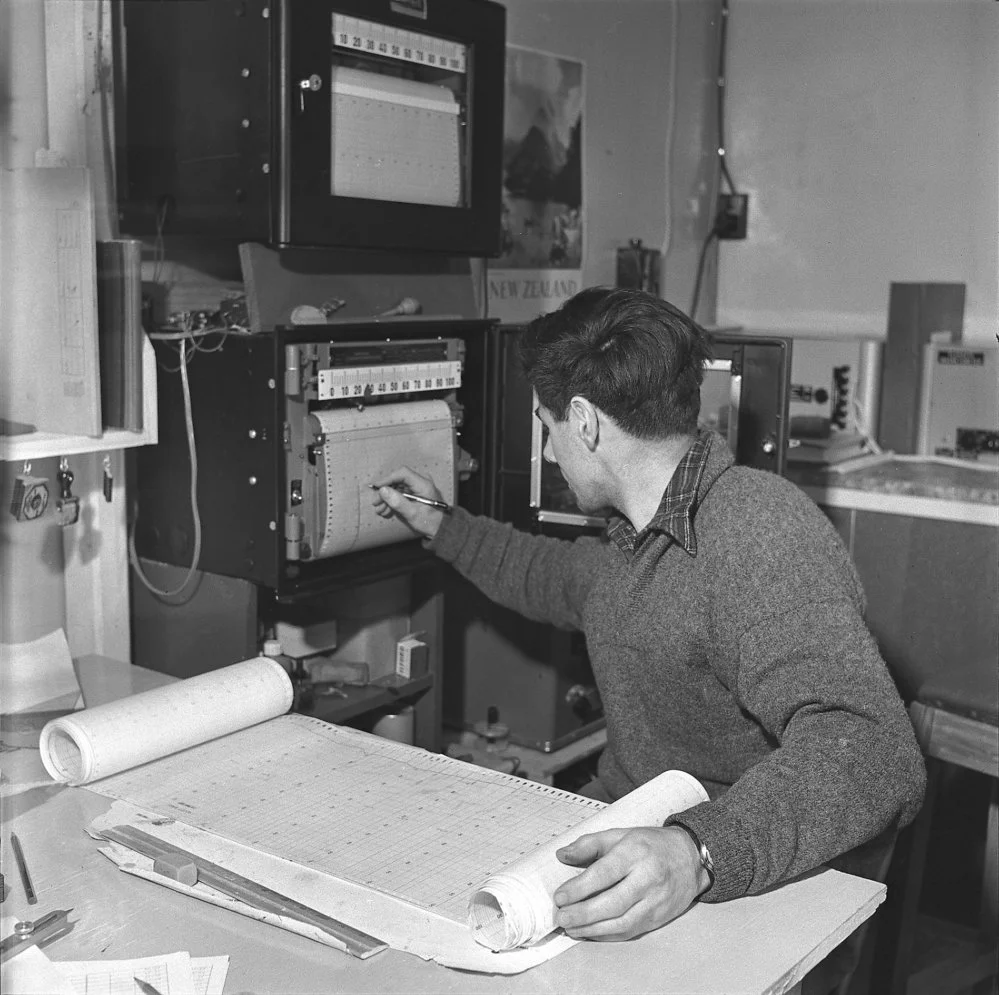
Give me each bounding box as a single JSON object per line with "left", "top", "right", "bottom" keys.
{"left": 0, "top": 908, "right": 74, "bottom": 961}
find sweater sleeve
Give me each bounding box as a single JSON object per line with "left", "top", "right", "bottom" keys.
{"left": 426, "top": 507, "right": 604, "bottom": 630}
{"left": 667, "top": 598, "right": 926, "bottom": 902}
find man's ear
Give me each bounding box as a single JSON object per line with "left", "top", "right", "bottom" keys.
{"left": 569, "top": 396, "right": 599, "bottom": 452}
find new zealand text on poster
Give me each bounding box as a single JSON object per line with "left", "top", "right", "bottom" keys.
{"left": 488, "top": 46, "right": 583, "bottom": 324}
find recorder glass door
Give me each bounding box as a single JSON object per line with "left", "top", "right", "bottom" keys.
{"left": 329, "top": 15, "right": 470, "bottom": 210}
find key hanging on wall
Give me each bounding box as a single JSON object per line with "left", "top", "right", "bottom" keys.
{"left": 55, "top": 457, "right": 80, "bottom": 527}
{"left": 102, "top": 454, "right": 114, "bottom": 503}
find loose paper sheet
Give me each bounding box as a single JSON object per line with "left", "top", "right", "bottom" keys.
{"left": 59, "top": 951, "right": 196, "bottom": 995}
{"left": 0, "top": 944, "right": 75, "bottom": 995}
{"left": 0, "top": 629, "right": 81, "bottom": 714}
{"left": 0, "top": 919, "right": 228, "bottom": 995}
{"left": 55, "top": 952, "right": 228, "bottom": 995}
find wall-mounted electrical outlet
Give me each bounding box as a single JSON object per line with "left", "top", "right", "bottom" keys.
{"left": 716, "top": 193, "right": 749, "bottom": 239}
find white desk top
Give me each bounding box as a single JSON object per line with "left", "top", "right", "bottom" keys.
{"left": 0, "top": 657, "right": 886, "bottom": 995}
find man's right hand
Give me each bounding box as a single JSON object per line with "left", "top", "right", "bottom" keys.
{"left": 371, "top": 467, "right": 447, "bottom": 540}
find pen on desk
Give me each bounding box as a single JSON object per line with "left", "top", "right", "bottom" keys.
{"left": 9, "top": 833, "right": 36, "bottom": 906}
{"left": 134, "top": 977, "right": 165, "bottom": 995}
{"left": 370, "top": 484, "right": 451, "bottom": 513}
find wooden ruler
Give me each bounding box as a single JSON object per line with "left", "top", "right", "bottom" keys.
{"left": 101, "top": 824, "right": 387, "bottom": 960}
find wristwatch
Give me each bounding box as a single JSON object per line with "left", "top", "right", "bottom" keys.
{"left": 675, "top": 823, "right": 715, "bottom": 891}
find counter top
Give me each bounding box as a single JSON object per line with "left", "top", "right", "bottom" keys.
{"left": 0, "top": 657, "right": 886, "bottom": 995}
{"left": 787, "top": 455, "right": 999, "bottom": 525}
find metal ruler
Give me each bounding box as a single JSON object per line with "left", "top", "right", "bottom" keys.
{"left": 101, "top": 824, "right": 387, "bottom": 960}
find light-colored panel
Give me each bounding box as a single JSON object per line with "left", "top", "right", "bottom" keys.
{"left": 717, "top": 0, "right": 999, "bottom": 343}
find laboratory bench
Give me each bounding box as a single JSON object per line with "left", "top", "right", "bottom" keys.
{"left": 0, "top": 656, "right": 889, "bottom": 995}
{"left": 788, "top": 455, "right": 999, "bottom": 995}
{"left": 787, "top": 455, "right": 998, "bottom": 702}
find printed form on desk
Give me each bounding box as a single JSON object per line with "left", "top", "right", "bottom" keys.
{"left": 0, "top": 944, "right": 228, "bottom": 995}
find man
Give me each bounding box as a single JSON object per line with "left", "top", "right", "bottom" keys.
{"left": 372, "top": 287, "right": 924, "bottom": 956}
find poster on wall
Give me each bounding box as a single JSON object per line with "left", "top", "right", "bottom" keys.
{"left": 487, "top": 46, "right": 583, "bottom": 325}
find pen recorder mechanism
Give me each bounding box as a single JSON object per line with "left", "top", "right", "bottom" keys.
{"left": 284, "top": 335, "right": 465, "bottom": 564}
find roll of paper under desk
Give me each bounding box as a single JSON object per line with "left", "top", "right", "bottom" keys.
{"left": 467, "top": 769, "right": 709, "bottom": 951}
{"left": 39, "top": 657, "right": 294, "bottom": 785}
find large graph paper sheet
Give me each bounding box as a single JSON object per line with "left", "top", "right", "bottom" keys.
{"left": 91, "top": 716, "right": 603, "bottom": 927}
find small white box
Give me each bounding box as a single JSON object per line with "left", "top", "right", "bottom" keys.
{"left": 918, "top": 344, "right": 999, "bottom": 463}
{"left": 395, "top": 634, "right": 428, "bottom": 680}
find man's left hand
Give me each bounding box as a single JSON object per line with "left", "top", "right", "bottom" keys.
{"left": 553, "top": 826, "right": 710, "bottom": 941}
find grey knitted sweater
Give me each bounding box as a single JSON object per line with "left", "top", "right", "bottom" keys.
{"left": 429, "top": 432, "right": 925, "bottom": 902}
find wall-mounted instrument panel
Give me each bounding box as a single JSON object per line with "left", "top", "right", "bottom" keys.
{"left": 132, "top": 321, "right": 492, "bottom": 599}
{"left": 114, "top": 0, "right": 506, "bottom": 254}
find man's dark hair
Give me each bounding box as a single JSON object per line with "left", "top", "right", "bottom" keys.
{"left": 517, "top": 287, "right": 713, "bottom": 439}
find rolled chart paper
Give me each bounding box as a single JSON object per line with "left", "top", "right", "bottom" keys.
{"left": 39, "top": 657, "right": 294, "bottom": 785}
{"left": 467, "top": 769, "right": 709, "bottom": 951}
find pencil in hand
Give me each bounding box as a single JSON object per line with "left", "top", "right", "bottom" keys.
{"left": 369, "top": 484, "right": 451, "bottom": 514}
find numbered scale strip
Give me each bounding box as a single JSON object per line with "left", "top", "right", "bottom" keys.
{"left": 317, "top": 361, "right": 462, "bottom": 401}
{"left": 332, "top": 14, "right": 467, "bottom": 73}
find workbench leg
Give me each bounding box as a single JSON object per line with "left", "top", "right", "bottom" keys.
{"left": 869, "top": 758, "right": 941, "bottom": 995}
{"left": 982, "top": 779, "right": 998, "bottom": 934}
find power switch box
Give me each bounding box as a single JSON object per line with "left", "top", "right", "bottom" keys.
{"left": 716, "top": 193, "right": 749, "bottom": 239}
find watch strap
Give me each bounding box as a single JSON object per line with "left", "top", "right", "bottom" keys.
{"left": 674, "top": 823, "right": 715, "bottom": 890}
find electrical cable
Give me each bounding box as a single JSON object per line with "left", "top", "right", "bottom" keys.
{"left": 691, "top": 0, "right": 736, "bottom": 319}
{"left": 689, "top": 227, "right": 719, "bottom": 321}
{"left": 660, "top": 0, "right": 680, "bottom": 267}
{"left": 715, "top": 0, "right": 737, "bottom": 195}
{"left": 128, "top": 337, "right": 204, "bottom": 598}
{"left": 838, "top": 396, "right": 999, "bottom": 474}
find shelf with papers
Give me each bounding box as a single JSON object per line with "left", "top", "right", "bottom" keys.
{"left": 0, "top": 336, "right": 158, "bottom": 463}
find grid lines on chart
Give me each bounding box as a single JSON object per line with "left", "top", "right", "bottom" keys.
{"left": 94, "top": 716, "right": 603, "bottom": 924}
{"left": 66, "top": 965, "right": 170, "bottom": 995}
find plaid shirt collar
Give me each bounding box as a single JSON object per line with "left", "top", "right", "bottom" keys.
{"left": 605, "top": 433, "right": 711, "bottom": 557}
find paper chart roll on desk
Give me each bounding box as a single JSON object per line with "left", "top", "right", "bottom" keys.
{"left": 467, "top": 769, "right": 709, "bottom": 951}
{"left": 39, "top": 658, "right": 294, "bottom": 785}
